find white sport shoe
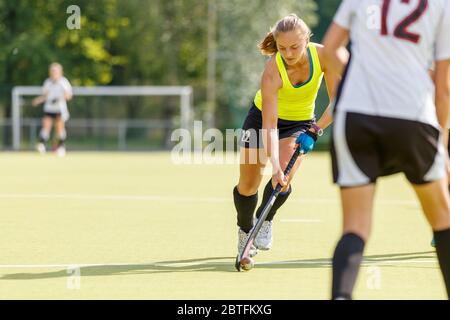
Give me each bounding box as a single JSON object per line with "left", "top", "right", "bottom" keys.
{"left": 254, "top": 220, "right": 273, "bottom": 250}
{"left": 238, "top": 229, "right": 258, "bottom": 257}
{"left": 36, "top": 143, "right": 46, "bottom": 154}
{"left": 56, "top": 146, "right": 66, "bottom": 157}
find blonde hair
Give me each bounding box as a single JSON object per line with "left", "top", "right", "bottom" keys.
{"left": 258, "top": 14, "right": 312, "bottom": 56}
{"left": 49, "top": 62, "right": 63, "bottom": 72}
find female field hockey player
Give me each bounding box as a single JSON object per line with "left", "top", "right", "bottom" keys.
{"left": 323, "top": 0, "right": 450, "bottom": 299}
{"left": 32, "top": 63, "right": 73, "bottom": 157}
{"left": 233, "top": 14, "right": 340, "bottom": 257}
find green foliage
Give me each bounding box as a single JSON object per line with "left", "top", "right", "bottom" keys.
{"left": 313, "top": 0, "right": 342, "bottom": 41}
{"left": 0, "top": 0, "right": 128, "bottom": 86}
{"left": 216, "top": 0, "right": 318, "bottom": 127}
{"left": 0, "top": 0, "right": 324, "bottom": 131}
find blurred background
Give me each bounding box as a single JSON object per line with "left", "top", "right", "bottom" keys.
{"left": 0, "top": 0, "right": 341, "bottom": 151}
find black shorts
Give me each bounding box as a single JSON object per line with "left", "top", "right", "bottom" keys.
{"left": 44, "top": 112, "right": 62, "bottom": 119}
{"left": 331, "top": 112, "right": 445, "bottom": 186}
{"left": 240, "top": 104, "right": 315, "bottom": 149}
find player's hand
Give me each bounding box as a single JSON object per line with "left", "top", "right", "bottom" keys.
{"left": 273, "top": 169, "right": 288, "bottom": 188}
{"left": 295, "top": 130, "right": 318, "bottom": 154}
{"left": 32, "top": 96, "right": 45, "bottom": 107}
{"left": 31, "top": 97, "right": 40, "bottom": 107}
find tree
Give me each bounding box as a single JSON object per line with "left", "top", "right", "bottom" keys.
{"left": 215, "top": 0, "right": 318, "bottom": 128}
{"left": 0, "top": 0, "right": 321, "bottom": 147}
{"left": 312, "top": 0, "right": 341, "bottom": 41}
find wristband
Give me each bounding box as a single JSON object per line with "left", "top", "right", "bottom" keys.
{"left": 305, "top": 130, "right": 318, "bottom": 142}
{"left": 311, "top": 124, "right": 323, "bottom": 137}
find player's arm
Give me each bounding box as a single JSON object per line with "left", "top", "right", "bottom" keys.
{"left": 261, "top": 57, "right": 285, "bottom": 186}
{"left": 31, "top": 95, "right": 47, "bottom": 107}
{"left": 434, "top": 59, "right": 450, "bottom": 130}
{"left": 63, "top": 79, "right": 73, "bottom": 101}
{"left": 64, "top": 91, "right": 73, "bottom": 102}
{"left": 434, "top": 59, "right": 450, "bottom": 180}
{"left": 434, "top": 1, "right": 450, "bottom": 179}
{"left": 31, "top": 85, "right": 49, "bottom": 107}
{"left": 314, "top": 44, "right": 341, "bottom": 131}
{"left": 322, "top": 23, "right": 350, "bottom": 80}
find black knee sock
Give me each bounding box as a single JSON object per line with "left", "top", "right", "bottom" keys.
{"left": 58, "top": 139, "right": 65, "bottom": 147}
{"left": 39, "top": 134, "right": 49, "bottom": 144}
{"left": 255, "top": 180, "right": 292, "bottom": 221}
{"left": 332, "top": 233, "right": 365, "bottom": 300}
{"left": 233, "top": 186, "right": 258, "bottom": 233}
{"left": 434, "top": 228, "right": 450, "bottom": 298}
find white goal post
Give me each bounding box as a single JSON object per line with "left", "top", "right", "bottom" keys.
{"left": 11, "top": 86, "right": 193, "bottom": 150}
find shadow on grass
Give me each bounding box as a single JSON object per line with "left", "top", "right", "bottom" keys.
{"left": 0, "top": 251, "right": 436, "bottom": 280}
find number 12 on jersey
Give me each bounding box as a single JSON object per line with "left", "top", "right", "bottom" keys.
{"left": 381, "top": 0, "right": 428, "bottom": 43}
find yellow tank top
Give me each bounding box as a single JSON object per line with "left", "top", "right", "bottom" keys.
{"left": 253, "top": 43, "right": 324, "bottom": 121}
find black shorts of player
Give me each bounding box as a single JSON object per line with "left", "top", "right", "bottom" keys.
{"left": 331, "top": 112, "right": 444, "bottom": 187}
{"left": 44, "top": 112, "right": 62, "bottom": 120}
{"left": 239, "top": 104, "right": 315, "bottom": 149}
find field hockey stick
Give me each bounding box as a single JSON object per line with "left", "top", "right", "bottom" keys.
{"left": 235, "top": 144, "right": 304, "bottom": 271}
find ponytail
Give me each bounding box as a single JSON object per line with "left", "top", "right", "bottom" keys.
{"left": 258, "top": 32, "right": 278, "bottom": 56}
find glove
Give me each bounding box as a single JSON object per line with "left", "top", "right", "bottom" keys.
{"left": 295, "top": 130, "right": 317, "bottom": 154}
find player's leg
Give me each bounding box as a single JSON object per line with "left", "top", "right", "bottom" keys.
{"left": 432, "top": 130, "right": 450, "bottom": 247}
{"left": 235, "top": 146, "right": 267, "bottom": 256}
{"left": 332, "top": 184, "right": 375, "bottom": 300}
{"left": 330, "top": 112, "right": 381, "bottom": 299}
{"left": 401, "top": 118, "right": 450, "bottom": 297}
{"left": 37, "top": 115, "right": 53, "bottom": 153}
{"left": 254, "top": 136, "right": 304, "bottom": 250}
{"left": 236, "top": 147, "right": 267, "bottom": 231}
{"left": 413, "top": 178, "right": 450, "bottom": 297}
{"left": 234, "top": 105, "right": 267, "bottom": 256}
{"left": 54, "top": 116, "right": 67, "bottom": 156}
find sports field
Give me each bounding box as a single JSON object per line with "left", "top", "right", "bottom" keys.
{"left": 0, "top": 152, "right": 446, "bottom": 299}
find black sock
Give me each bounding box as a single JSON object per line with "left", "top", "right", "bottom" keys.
{"left": 233, "top": 186, "right": 258, "bottom": 233}
{"left": 255, "top": 180, "right": 292, "bottom": 221}
{"left": 39, "top": 136, "right": 49, "bottom": 144}
{"left": 434, "top": 228, "right": 450, "bottom": 298}
{"left": 332, "top": 233, "right": 365, "bottom": 300}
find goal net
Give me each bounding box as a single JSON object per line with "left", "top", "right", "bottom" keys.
{"left": 11, "top": 86, "right": 193, "bottom": 151}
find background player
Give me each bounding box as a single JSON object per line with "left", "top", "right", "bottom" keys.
{"left": 32, "top": 62, "right": 73, "bottom": 157}
{"left": 323, "top": 0, "right": 450, "bottom": 299}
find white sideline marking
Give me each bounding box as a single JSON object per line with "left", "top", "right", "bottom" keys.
{"left": 0, "top": 193, "right": 418, "bottom": 206}
{"left": 0, "top": 259, "right": 437, "bottom": 269}
{"left": 281, "top": 219, "right": 322, "bottom": 223}
{"left": 0, "top": 263, "right": 139, "bottom": 268}
{"left": 0, "top": 193, "right": 228, "bottom": 203}
{"left": 256, "top": 259, "right": 437, "bottom": 266}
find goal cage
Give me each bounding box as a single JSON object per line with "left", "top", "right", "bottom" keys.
{"left": 11, "top": 86, "right": 193, "bottom": 151}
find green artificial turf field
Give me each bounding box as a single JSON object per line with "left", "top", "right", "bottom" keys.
{"left": 0, "top": 152, "right": 445, "bottom": 299}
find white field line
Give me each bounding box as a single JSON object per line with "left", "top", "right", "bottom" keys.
{"left": 0, "top": 259, "right": 438, "bottom": 269}
{"left": 0, "top": 193, "right": 418, "bottom": 206}
{"left": 256, "top": 260, "right": 438, "bottom": 266}
{"left": 0, "top": 193, "right": 227, "bottom": 203}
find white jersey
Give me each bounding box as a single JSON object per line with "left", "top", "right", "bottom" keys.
{"left": 333, "top": 0, "right": 450, "bottom": 128}
{"left": 43, "top": 77, "right": 72, "bottom": 120}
